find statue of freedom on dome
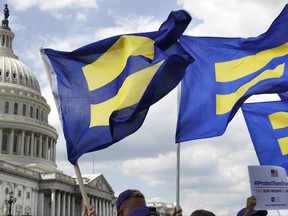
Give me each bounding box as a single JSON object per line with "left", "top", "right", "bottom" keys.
{"left": 1, "top": 4, "right": 10, "bottom": 30}
{"left": 4, "top": 4, "right": 9, "bottom": 19}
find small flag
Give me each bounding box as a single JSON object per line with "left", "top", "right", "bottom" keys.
{"left": 242, "top": 101, "right": 288, "bottom": 173}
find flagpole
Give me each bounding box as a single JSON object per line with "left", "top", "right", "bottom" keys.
{"left": 93, "top": 152, "right": 95, "bottom": 174}
{"left": 176, "top": 85, "right": 181, "bottom": 210}
{"left": 176, "top": 142, "right": 181, "bottom": 209}
{"left": 73, "top": 161, "right": 91, "bottom": 213}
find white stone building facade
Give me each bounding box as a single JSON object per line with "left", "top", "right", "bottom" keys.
{"left": 147, "top": 201, "right": 175, "bottom": 216}
{"left": 0, "top": 161, "right": 116, "bottom": 216}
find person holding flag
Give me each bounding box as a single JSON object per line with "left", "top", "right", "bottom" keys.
{"left": 82, "top": 205, "right": 96, "bottom": 216}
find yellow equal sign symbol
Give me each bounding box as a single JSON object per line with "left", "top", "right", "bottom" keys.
{"left": 82, "top": 35, "right": 165, "bottom": 128}
{"left": 269, "top": 112, "right": 288, "bottom": 155}
{"left": 215, "top": 42, "right": 288, "bottom": 115}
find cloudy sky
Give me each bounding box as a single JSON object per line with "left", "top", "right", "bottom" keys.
{"left": 5, "top": 0, "right": 288, "bottom": 215}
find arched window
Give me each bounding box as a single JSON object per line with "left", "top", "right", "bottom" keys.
{"left": 41, "top": 139, "right": 45, "bottom": 158}
{"left": 28, "top": 136, "right": 32, "bottom": 156}
{"left": 4, "top": 101, "right": 9, "bottom": 114}
{"left": 22, "top": 104, "right": 26, "bottom": 116}
{"left": 36, "top": 108, "right": 39, "bottom": 120}
{"left": 30, "top": 106, "right": 33, "bottom": 118}
{"left": 15, "top": 204, "right": 22, "bottom": 216}
{"left": 25, "top": 206, "right": 31, "bottom": 215}
{"left": 14, "top": 103, "right": 18, "bottom": 115}
{"left": 5, "top": 35, "right": 8, "bottom": 47}
{"left": 2, "top": 133, "right": 8, "bottom": 153}
{"left": 13, "top": 134, "right": 18, "bottom": 154}
{"left": 36, "top": 138, "right": 39, "bottom": 157}
{"left": 23, "top": 136, "right": 27, "bottom": 156}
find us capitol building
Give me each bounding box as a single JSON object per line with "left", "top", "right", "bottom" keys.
{"left": 0, "top": 4, "right": 116, "bottom": 216}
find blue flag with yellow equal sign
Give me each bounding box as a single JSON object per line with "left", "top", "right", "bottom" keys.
{"left": 241, "top": 101, "right": 288, "bottom": 173}
{"left": 41, "top": 10, "right": 192, "bottom": 164}
{"left": 176, "top": 5, "right": 288, "bottom": 143}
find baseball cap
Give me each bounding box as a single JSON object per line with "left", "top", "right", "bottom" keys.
{"left": 116, "top": 189, "right": 145, "bottom": 215}
{"left": 116, "top": 189, "right": 133, "bottom": 214}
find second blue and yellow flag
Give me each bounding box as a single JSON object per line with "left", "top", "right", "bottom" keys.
{"left": 41, "top": 10, "right": 192, "bottom": 164}
{"left": 176, "top": 5, "right": 288, "bottom": 142}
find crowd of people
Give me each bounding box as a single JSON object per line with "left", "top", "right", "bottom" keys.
{"left": 81, "top": 189, "right": 268, "bottom": 216}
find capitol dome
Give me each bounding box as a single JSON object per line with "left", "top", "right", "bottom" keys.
{"left": 0, "top": 5, "right": 58, "bottom": 172}
{"left": 0, "top": 56, "right": 41, "bottom": 93}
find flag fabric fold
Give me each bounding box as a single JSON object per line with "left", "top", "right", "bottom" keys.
{"left": 176, "top": 5, "right": 288, "bottom": 142}
{"left": 279, "top": 92, "right": 288, "bottom": 101}
{"left": 241, "top": 101, "right": 288, "bottom": 173}
{"left": 41, "top": 10, "right": 192, "bottom": 164}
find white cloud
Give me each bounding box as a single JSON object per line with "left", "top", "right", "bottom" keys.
{"left": 7, "top": 0, "right": 98, "bottom": 20}
{"left": 177, "top": 0, "right": 287, "bottom": 37}
{"left": 76, "top": 11, "right": 87, "bottom": 21}
{"left": 8, "top": 0, "right": 98, "bottom": 11}
{"left": 121, "top": 152, "right": 177, "bottom": 186}
{"left": 93, "top": 14, "right": 162, "bottom": 41}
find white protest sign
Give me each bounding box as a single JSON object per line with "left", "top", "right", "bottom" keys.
{"left": 248, "top": 165, "right": 288, "bottom": 210}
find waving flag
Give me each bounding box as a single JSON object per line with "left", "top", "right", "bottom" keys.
{"left": 242, "top": 101, "right": 288, "bottom": 173}
{"left": 176, "top": 5, "right": 288, "bottom": 142}
{"left": 41, "top": 10, "right": 192, "bottom": 164}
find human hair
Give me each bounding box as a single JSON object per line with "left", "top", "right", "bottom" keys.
{"left": 190, "top": 209, "right": 215, "bottom": 216}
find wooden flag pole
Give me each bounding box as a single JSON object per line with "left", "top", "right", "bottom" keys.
{"left": 73, "top": 161, "right": 91, "bottom": 214}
